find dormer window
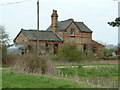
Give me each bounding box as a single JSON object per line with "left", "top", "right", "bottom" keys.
{"left": 70, "top": 29, "right": 75, "bottom": 36}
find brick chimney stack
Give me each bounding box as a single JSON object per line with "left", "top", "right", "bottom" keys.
{"left": 51, "top": 9, "right": 58, "bottom": 33}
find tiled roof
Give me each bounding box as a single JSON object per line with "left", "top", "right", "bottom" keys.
{"left": 75, "top": 22, "right": 92, "bottom": 33}
{"left": 46, "top": 19, "right": 92, "bottom": 33}
{"left": 21, "top": 29, "right": 63, "bottom": 41}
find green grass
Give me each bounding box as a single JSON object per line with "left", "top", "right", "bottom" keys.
{"left": 58, "top": 66, "right": 118, "bottom": 88}
{"left": 0, "top": 69, "right": 2, "bottom": 89}
{"left": 0, "top": 65, "right": 10, "bottom": 68}
{"left": 59, "top": 66, "right": 118, "bottom": 77}
{"left": 2, "top": 70, "right": 96, "bottom": 88}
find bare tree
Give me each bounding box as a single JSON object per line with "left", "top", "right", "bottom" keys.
{"left": 0, "top": 25, "right": 10, "bottom": 55}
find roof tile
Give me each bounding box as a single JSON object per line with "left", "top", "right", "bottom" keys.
{"left": 22, "top": 30, "right": 62, "bottom": 42}
{"left": 46, "top": 19, "right": 92, "bottom": 33}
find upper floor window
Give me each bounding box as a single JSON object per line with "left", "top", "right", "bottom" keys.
{"left": 70, "top": 29, "right": 75, "bottom": 36}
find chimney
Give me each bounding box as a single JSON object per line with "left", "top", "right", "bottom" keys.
{"left": 51, "top": 9, "right": 58, "bottom": 33}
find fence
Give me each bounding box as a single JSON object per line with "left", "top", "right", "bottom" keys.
{"left": 53, "top": 70, "right": 118, "bottom": 88}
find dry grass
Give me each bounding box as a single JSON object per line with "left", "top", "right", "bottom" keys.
{"left": 3, "top": 54, "right": 56, "bottom": 75}
{"left": 2, "top": 54, "right": 18, "bottom": 65}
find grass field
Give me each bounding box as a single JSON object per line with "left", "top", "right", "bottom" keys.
{"left": 2, "top": 60, "right": 118, "bottom": 88}
{"left": 59, "top": 66, "right": 118, "bottom": 77}
{"left": 2, "top": 70, "right": 96, "bottom": 88}
{"left": 56, "top": 63, "right": 118, "bottom": 88}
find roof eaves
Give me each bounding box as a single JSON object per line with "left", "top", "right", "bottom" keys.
{"left": 21, "top": 30, "right": 31, "bottom": 40}
{"left": 92, "top": 40, "right": 104, "bottom": 47}
{"left": 76, "top": 22, "right": 93, "bottom": 33}
{"left": 14, "top": 29, "right": 29, "bottom": 42}
{"left": 13, "top": 30, "right": 22, "bottom": 42}
{"left": 81, "top": 22, "right": 93, "bottom": 33}
{"left": 55, "top": 33, "right": 64, "bottom": 42}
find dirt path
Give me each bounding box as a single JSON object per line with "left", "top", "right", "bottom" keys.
{"left": 55, "top": 65, "right": 117, "bottom": 69}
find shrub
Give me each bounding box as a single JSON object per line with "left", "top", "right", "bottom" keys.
{"left": 13, "top": 54, "right": 55, "bottom": 75}
{"left": 58, "top": 44, "right": 95, "bottom": 62}
{"left": 58, "top": 44, "right": 82, "bottom": 62}
{"left": 2, "top": 54, "right": 18, "bottom": 65}
{"left": 3, "top": 54, "right": 55, "bottom": 75}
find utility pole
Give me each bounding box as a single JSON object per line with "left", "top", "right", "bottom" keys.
{"left": 37, "top": 0, "right": 39, "bottom": 55}
{"left": 37, "top": 0, "right": 39, "bottom": 30}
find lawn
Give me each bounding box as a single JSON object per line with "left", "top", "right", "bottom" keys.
{"left": 2, "top": 70, "right": 96, "bottom": 88}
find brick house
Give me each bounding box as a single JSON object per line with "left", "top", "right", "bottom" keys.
{"left": 13, "top": 10, "right": 104, "bottom": 55}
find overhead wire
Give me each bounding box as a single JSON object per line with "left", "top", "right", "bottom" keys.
{"left": 0, "top": 0, "right": 33, "bottom": 6}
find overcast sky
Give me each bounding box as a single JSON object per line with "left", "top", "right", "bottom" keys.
{"left": 0, "top": 0, "right": 118, "bottom": 45}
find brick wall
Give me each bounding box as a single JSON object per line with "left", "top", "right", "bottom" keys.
{"left": 56, "top": 22, "right": 104, "bottom": 54}
{"left": 14, "top": 33, "right": 28, "bottom": 44}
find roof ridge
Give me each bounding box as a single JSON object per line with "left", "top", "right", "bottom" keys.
{"left": 75, "top": 21, "right": 83, "bottom": 23}
{"left": 21, "top": 29, "right": 47, "bottom": 32}
{"left": 21, "top": 29, "right": 37, "bottom": 31}
{"left": 60, "top": 18, "right": 74, "bottom": 22}
{"left": 39, "top": 31, "right": 52, "bottom": 32}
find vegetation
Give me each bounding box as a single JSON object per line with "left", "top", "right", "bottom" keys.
{"left": 56, "top": 63, "right": 118, "bottom": 67}
{"left": 108, "top": 17, "right": 120, "bottom": 27}
{"left": 56, "top": 63, "right": 118, "bottom": 88}
{"left": 3, "top": 54, "right": 54, "bottom": 75}
{"left": 49, "top": 44, "right": 95, "bottom": 62}
{"left": 108, "top": 17, "right": 120, "bottom": 57}
{"left": 58, "top": 66, "right": 118, "bottom": 77}
{"left": 103, "top": 44, "right": 115, "bottom": 56}
{"left": 2, "top": 53, "right": 118, "bottom": 88}
{"left": 2, "top": 44, "right": 118, "bottom": 88}
{"left": 2, "top": 70, "right": 96, "bottom": 88}
{"left": 0, "top": 26, "right": 10, "bottom": 55}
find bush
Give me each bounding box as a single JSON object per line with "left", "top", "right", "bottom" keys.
{"left": 14, "top": 54, "right": 55, "bottom": 75}
{"left": 3, "top": 54, "right": 55, "bottom": 75}
{"left": 2, "top": 54, "right": 17, "bottom": 65}
{"left": 2, "top": 45, "right": 7, "bottom": 56}
{"left": 58, "top": 44, "right": 82, "bottom": 62}
{"left": 58, "top": 44, "right": 95, "bottom": 62}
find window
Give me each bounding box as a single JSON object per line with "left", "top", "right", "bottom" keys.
{"left": 70, "top": 29, "right": 75, "bottom": 36}
{"left": 46, "top": 43, "right": 49, "bottom": 52}
{"left": 54, "top": 44, "right": 58, "bottom": 54}
{"left": 92, "top": 47, "right": 97, "bottom": 53}
{"left": 83, "top": 45, "right": 88, "bottom": 51}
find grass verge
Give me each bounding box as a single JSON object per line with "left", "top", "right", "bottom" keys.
{"left": 2, "top": 70, "right": 96, "bottom": 88}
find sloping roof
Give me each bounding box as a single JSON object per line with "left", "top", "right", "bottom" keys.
{"left": 92, "top": 40, "right": 104, "bottom": 47}
{"left": 75, "top": 22, "right": 92, "bottom": 33}
{"left": 15, "top": 29, "right": 63, "bottom": 42}
{"left": 46, "top": 19, "right": 92, "bottom": 33}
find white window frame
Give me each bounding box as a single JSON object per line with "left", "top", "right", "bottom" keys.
{"left": 70, "top": 29, "right": 75, "bottom": 36}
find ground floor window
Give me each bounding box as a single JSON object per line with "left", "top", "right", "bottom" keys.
{"left": 54, "top": 44, "right": 58, "bottom": 54}
{"left": 21, "top": 48, "right": 27, "bottom": 55}
{"left": 92, "top": 46, "right": 97, "bottom": 53}
{"left": 46, "top": 43, "right": 49, "bottom": 52}
{"left": 83, "top": 45, "right": 88, "bottom": 51}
